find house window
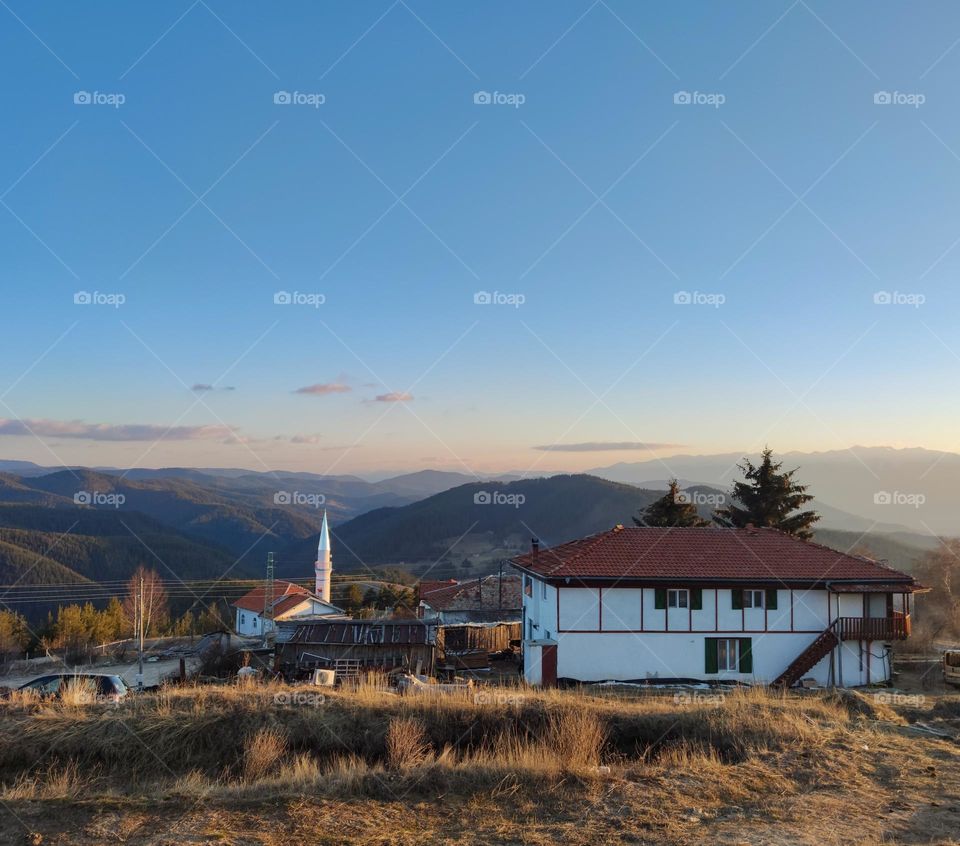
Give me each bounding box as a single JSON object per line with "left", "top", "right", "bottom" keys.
{"left": 705, "top": 637, "right": 753, "bottom": 674}
{"left": 743, "top": 590, "right": 764, "bottom": 608}
{"left": 253, "top": 617, "right": 258, "bottom": 629}
{"left": 240, "top": 614, "right": 246, "bottom": 625}
{"left": 717, "top": 639, "right": 738, "bottom": 670}
{"left": 541, "top": 580, "right": 547, "bottom": 600}
{"left": 668, "top": 589, "right": 689, "bottom": 609}
{"left": 524, "top": 576, "right": 532, "bottom": 597}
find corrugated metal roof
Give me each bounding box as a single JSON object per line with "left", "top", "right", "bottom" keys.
{"left": 289, "top": 620, "right": 437, "bottom": 646}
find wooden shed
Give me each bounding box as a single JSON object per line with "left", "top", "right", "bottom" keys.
{"left": 280, "top": 620, "right": 438, "bottom": 678}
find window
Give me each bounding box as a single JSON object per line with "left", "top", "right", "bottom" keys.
{"left": 668, "top": 589, "right": 689, "bottom": 609}
{"left": 541, "top": 580, "right": 547, "bottom": 600}
{"left": 240, "top": 614, "right": 246, "bottom": 625}
{"left": 717, "top": 639, "right": 738, "bottom": 670}
{"left": 705, "top": 638, "right": 753, "bottom": 674}
{"left": 743, "top": 590, "right": 764, "bottom": 608}
{"left": 524, "top": 576, "right": 532, "bottom": 597}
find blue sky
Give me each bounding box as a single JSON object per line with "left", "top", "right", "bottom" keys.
{"left": 2, "top": 1, "right": 960, "bottom": 475}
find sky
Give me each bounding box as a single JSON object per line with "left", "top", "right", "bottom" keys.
{"left": 2, "top": 1, "right": 960, "bottom": 476}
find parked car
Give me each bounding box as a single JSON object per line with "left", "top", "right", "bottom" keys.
{"left": 943, "top": 651, "right": 960, "bottom": 688}
{"left": 1, "top": 673, "right": 128, "bottom": 703}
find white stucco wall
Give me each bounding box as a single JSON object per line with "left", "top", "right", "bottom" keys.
{"left": 520, "top": 576, "right": 898, "bottom": 686}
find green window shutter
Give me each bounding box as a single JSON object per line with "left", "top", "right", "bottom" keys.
{"left": 704, "top": 638, "right": 718, "bottom": 674}
{"left": 691, "top": 588, "right": 703, "bottom": 610}
{"left": 765, "top": 588, "right": 778, "bottom": 610}
{"left": 731, "top": 589, "right": 743, "bottom": 610}
{"left": 739, "top": 638, "right": 753, "bottom": 674}
{"left": 654, "top": 588, "right": 666, "bottom": 609}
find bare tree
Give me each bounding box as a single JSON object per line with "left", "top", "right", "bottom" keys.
{"left": 123, "top": 567, "right": 170, "bottom": 637}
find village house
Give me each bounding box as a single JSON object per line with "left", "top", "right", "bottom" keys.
{"left": 231, "top": 580, "right": 343, "bottom": 636}
{"left": 511, "top": 525, "right": 924, "bottom": 688}
{"left": 232, "top": 512, "right": 344, "bottom": 636}
{"left": 417, "top": 574, "right": 522, "bottom": 624}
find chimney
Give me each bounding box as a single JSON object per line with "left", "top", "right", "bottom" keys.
{"left": 531, "top": 537, "right": 540, "bottom": 556}
{"left": 745, "top": 522, "right": 757, "bottom": 534}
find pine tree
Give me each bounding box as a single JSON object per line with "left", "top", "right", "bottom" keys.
{"left": 713, "top": 448, "right": 819, "bottom": 540}
{"left": 634, "top": 480, "right": 710, "bottom": 528}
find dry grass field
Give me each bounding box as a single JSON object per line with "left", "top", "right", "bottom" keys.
{"left": 0, "top": 680, "right": 959, "bottom": 845}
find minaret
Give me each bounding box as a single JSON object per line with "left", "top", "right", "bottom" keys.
{"left": 314, "top": 510, "right": 332, "bottom": 603}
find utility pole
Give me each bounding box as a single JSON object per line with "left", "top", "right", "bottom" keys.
{"left": 137, "top": 574, "right": 144, "bottom": 692}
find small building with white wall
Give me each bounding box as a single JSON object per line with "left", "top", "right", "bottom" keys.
{"left": 233, "top": 511, "right": 343, "bottom": 636}
{"left": 511, "top": 525, "right": 923, "bottom": 688}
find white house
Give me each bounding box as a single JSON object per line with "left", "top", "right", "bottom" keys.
{"left": 232, "top": 580, "right": 343, "bottom": 636}
{"left": 511, "top": 525, "right": 923, "bottom": 688}
{"left": 233, "top": 512, "right": 343, "bottom": 636}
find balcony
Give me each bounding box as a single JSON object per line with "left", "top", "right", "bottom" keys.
{"left": 834, "top": 612, "right": 911, "bottom": 641}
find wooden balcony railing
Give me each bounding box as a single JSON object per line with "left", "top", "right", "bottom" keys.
{"left": 834, "top": 613, "right": 911, "bottom": 641}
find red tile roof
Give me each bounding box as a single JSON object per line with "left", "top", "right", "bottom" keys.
{"left": 419, "top": 575, "right": 522, "bottom": 611}
{"left": 510, "top": 526, "right": 918, "bottom": 587}
{"left": 233, "top": 580, "right": 312, "bottom": 613}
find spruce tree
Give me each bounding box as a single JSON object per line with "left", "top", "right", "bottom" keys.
{"left": 634, "top": 480, "right": 710, "bottom": 528}
{"left": 713, "top": 448, "right": 819, "bottom": 539}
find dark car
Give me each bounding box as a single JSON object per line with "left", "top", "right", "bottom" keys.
{"left": 2, "top": 673, "right": 128, "bottom": 703}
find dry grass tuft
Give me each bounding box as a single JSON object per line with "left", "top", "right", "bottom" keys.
{"left": 385, "top": 716, "right": 432, "bottom": 770}
{"left": 242, "top": 726, "right": 287, "bottom": 782}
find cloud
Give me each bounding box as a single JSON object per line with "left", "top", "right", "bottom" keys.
{"left": 532, "top": 441, "right": 684, "bottom": 452}
{"left": 192, "top": 384, "right": 236, "bottom": 392}
{"left": 294, "top": 383, "right": 351, "bottom": 396}
{"left": 0, "top": 418, "right": 236, "bottom": 442}
{"left": 290, "top": 434, "right": 322, "bottom": 444}
{"left": 375, "top": 392, "right": 414, "bottom": 402}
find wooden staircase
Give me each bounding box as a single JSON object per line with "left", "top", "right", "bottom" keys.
{"left": 772, "top": 625, "right": 839, "bottom": 688}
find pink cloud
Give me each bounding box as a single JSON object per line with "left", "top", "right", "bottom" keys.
{"left": 294, "top": 383, "right": 351, "bottom": 395}
{"left": 375, "top": 392, "right": 414, "bottom": 402}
